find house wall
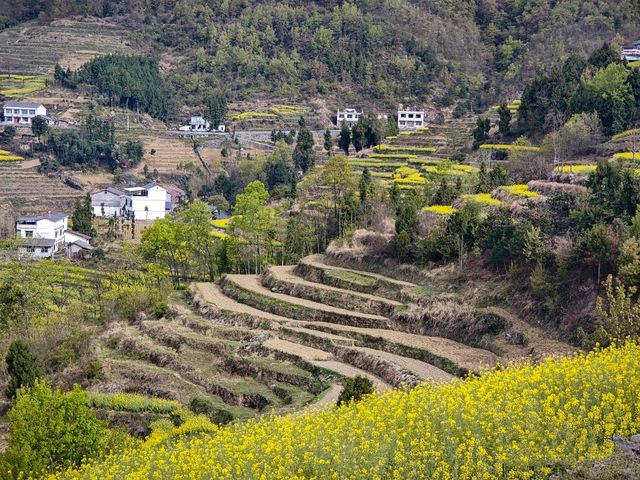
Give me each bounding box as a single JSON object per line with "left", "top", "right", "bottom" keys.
{"left": 3, "top": 105, "right": 47, "bottom": 125}
{"left": 18, "top": 245, "right": 54, "bottom": 259}
{"left": 397, "top": 110, "right": 425, "bottom": 130}
{"left": 336, "top": 109, "right": 362, "bottom": 128}
{"left": 16, "top": 218, "right": 67, "bottom": 251}
{"left": 91, "top": 191, "right": 124, "bottom": 217}
{"left": 124, "top": 187, "right": 167, "bottom": 220}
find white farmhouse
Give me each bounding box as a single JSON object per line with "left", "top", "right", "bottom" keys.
{"left": 15, "top": 213, "right": 68, "bottom": 258}
{"left": 3, "top": 101, "right": 47, "bottom": 125}
{"left": 621, "top": 40, "right": 640, "bottom": 61}
{"left": 123, "top": 182, "right": 167, "bottom": 220}
{"left": 91, "top": 187, "right": 125, "bottom": 217}
{"left": 397, "top": 107, "right": 425, "bottom": 130}
{"left": 190, "top": 116, "right": 210, "bottom": 132}
{"left": 336, "top": 108, "right": 363, "bottom": 128}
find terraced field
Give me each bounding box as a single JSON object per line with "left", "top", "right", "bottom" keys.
{"left": 0, "top": 20, "right": 135, "bottom": 74}
{"left": 138, "top": 135, "right": 204, "bottom": 174}
{"left": 0, "top": 161, "right": 84, "bottom": 217}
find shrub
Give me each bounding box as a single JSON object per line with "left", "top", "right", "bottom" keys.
{"left": 461, "top": 193, "right": 502, "bottom": 206}
{"left": 188, "top": 397, "right": 234, "bottom": 425}
{"left": 422, "top": 205, "right": 457, "bottom": 215}
{"left": 498, "top": 184, "right": 540, "bottom": 198}
{"left": 5, "top": 340, "right": 42, "bottom": 399}
{"left": 1, "top": 382, "right": 113, "bottom": 478}
{"left": 336, "top": 376, "right": 374, "bottom": 406}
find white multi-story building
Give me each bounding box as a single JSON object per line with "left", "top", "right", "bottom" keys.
{"left": 3, "top": 101, "right": 47, "bottom": 125}
{"left": 91, "top": 187, "right": 125, "bottom": 217}
{"left": 397, "top": 107, "right": 425, "bottom": 130}
{"left": 621, "top": 40, "right": 640, "bottom": 61}
{"left": 336, "top": 108, "right": 363, "bottom": 128}
{"left": 15, "top": 213, "right": 68, "bottom": 258}
{"left": 122, "top": 182, "right": 167, "bottom": 220}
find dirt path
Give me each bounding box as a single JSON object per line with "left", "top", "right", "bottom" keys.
{"left": 302, "top": 254, "right": 417, "bottom": 288}
{"left": 193, "top": 282, "right": 290, "bottom": 323}
{"left": 302, "top": 384, "right": 343, "bottom": 412}
{"left": 270, "top": 265, "right": 403, "bottom": 307}
{"left": 353, "top": 346, "right": 453, "bottom": 382}
{"left": 194, "top": 281, "right": 497, "bottom": 372}
{"left": 262, "top": 338, "right": 389, "bottom": 391}
{"left": 481, "top": 307, "right": 577, "bottom": 359}
{"left": 290, "top": 321, "right": 498, "bottom": 372}
{"left": 225, "top": 275, "right": 388, "bottom": 323}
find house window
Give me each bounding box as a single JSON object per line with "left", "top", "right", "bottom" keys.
{"left": 400, "top": 113, "right": 406, "bottom": 118}
{"left": 21, "top": 109, "right": 28, "bottom": 114}
{"left": 25, "top": 230, "right": 33, "bottom": 238}
{"left": 41, "top": 247, "right": 50, "bottom": 253}
{"left": 408, "top": 113, "right": 414, "bottom": 118}
{"left": 28, "top": 109, "right": 35, "bottom": 115}
{"left": 26, "top": 246, "right": 35, "bottom": 253}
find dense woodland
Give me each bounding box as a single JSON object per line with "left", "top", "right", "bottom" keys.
{"left": 3, "top": 0, "right": 640, "bottom": 110}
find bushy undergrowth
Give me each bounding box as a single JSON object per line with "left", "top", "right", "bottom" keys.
{"left": 49, "top": 344, "right": 640, "bottom": 480}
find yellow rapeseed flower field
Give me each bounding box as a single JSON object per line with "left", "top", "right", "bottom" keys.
{"left": 50, "top": 344, "right": 640, "bottom": 480}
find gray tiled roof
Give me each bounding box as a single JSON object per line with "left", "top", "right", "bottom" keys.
{"left": 17, "top": 213, "right": 67, "bottom": 223}
{"left": 19, "top": 238, "right": 56, "bottom": 247}
{"left": 4, "top": 101, "right": 43, "bottom": 109}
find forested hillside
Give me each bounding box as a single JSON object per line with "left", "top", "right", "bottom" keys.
{"left": 2, "top": 0, "right": 639, "bottom": 111}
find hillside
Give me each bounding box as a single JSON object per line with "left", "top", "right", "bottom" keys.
{"left": 2, "top": 1, "right": 639, "bottom": 112}
{"left": 47, "top": 343, "right": 640, "bottom": 479}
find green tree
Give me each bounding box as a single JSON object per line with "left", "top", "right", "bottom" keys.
{"left": 389, "top": 198, "right": 419, "bottom": 262}
{"left": 336, "top": 376, "right": 373, "bottom": 406}
{"left": 338, "top": 122, "right": 351, "bottom": 156}
{"left": 450, "top": 202, "right": 481, "bottom": 271}
{"left": 497, "top": 102, "right": 511, "bottom": 136}
{"left": 323, "top": 128, "right": 333, "bottom": 157}
{"left": 294, "top": 127, "right": 315, "bottom": 173}
{"left": 321, "top": 155, "right": 357, "bottom": 237}
{"left": 206, "top": 94, "right": 227, "bottom": 128}
{"left": 476, "top": 161, "right": 490, "bottom": 193}
{"left": 578, "top": 222, "right": 615, "bottom": 287}
{"left": 351, "top": 122, "right": 364, "bottom": 152}
{"left": 5, "top": 341, "right": 42, "bottom": 400}
{"left": 232, "top": 181, "right": 276, "bottom": 273}
{"left": 581, "top": 275, "right": 640, "bottom": 349}
{"left": 265, "top": 140, "right": 294, "bottom": 195}
{"left": 71, "top": 194, "right": 96, "bottom": 237}
{"left": 31, "top": 116, "right": 48, "bottom": 140}
{"left": 472, "top": 117, "right": 491, "bottom": 148}
{"left": 0, "top": 381, "right": 113, "bottom": 477}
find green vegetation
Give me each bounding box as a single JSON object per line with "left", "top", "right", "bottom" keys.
{"left": 336, "top": 376, "right": 373, "bottom": 406}
{"left": 5, "top": 341, "right": 42, "bottom": 399}
{"left": 87, "top": 392, "right": 182, "bottom": 414}
{"left": 325, "top": 269, "right": 376, "bottom": 288}
{"left": 0, "top": 74, "right": 46, "bottom": 97}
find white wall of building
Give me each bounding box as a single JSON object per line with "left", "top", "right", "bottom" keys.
{"left": 3, "top": 104, "right": 46, "bottom": 125}
{"left": 397, "top": 109, "right": 425, "bottom": 130}
{"left": 123, "top": 185, "right": 167, "bottom": 220}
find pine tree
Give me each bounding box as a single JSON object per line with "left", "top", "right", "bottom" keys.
{"left": 6, "top": 340, "right": 42, "bottom": 399}
{"left": 294, "top": 127, "right": 315, "bottom": 173}
{"left": 351, "top": 122, "right": 365, "bottom": 152}
{"left": 323, "top": 128, "right": 333, "bottom": 156}
{"left": 338, "top": 122, "right": 351, "bottom": 156}
{"left": 72, "top": 194, "right": 96, "bottom": 237}
{"left": 497, "top": 102, "right": 512, "bottom": 136}
{"left": 336, "top": 376, "right": 373, "bottom": 406}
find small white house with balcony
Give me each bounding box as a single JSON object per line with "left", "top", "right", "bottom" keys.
{"left": 622, "top": 40, "right": 640, "bottom": 61}
{"left": 336, "top": 108, "right": 363, "bottom": 128}
{"left": 3, "top": 101, "right": 47, "bottom": 125}
{"left": 122, "top": 182, "right": 167, "bottom": 220}
{"left": 397, "top": 107, "right": 425, "bottom": 130}
{"left": 15, "top": 213, "right": 68, "bottom": 258}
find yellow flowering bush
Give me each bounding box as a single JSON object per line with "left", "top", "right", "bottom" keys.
{"left": 479, "top": 144, "right": 541, "bottom": 152}
{"left": 50, "top": 344, "right": 640, "bottom": 480}
{"left": 611, "top": 129, "right": 640, "bottom": 141}
{"left": 374, "top": 145, "right": 436, "bottom": 154}
{"left": 0, "top": 149, "right": 24, "bottom": 161}
{"left": 393, "top": 166, "right": 426, "bottom": 185}
{"left": 553, "top": 164, "right": 597, "bottom": 174}
{"left": 463, "top": 193, "right": 502, "bottom": 206}
{"left": 88, "top": 392, "right": 182, "bottom": 414}
{"left": 0, "top": 74, "right": 47, "bottom": 97}
{"left": 211, "top": 217, "right": 234, "bottom": 229}
{"left": 268, "top": 105, "right": 309, "bottom": 116}
{"left": 613, "top": 152, "right": 640, "bottom": 161}
{"left": 422, "top": 205, "right": 457, "bottom": 215}
{"left": 231, "top": 112, "right": 278, "bottom": 121}
{"left": 498, "top": 184, "right": 540, "bottom": 198}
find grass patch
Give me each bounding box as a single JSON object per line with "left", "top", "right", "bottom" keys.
{"left": 479, "top": 144, "right": 541, "bottom": 152}
{"left": 325, "top": 269, "right": 376, "bottom": 288}
{"left": 88, "top": 392, "right": 182, "bottom": 414}
{"left": 0, "top": 73, "right": 47, "bottom": 97}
